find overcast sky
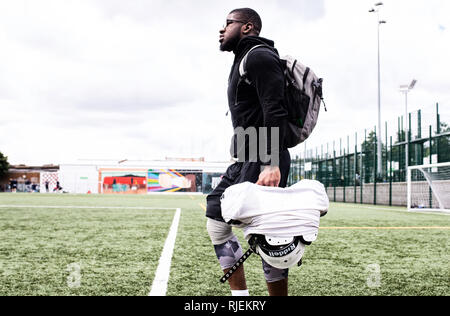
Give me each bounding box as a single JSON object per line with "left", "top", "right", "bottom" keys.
{"left": 0, "top": 0, "right": 449, "bottom": 165}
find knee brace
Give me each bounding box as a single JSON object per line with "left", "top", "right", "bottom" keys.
{"left": 262, "top": 259, "right": 289, "bottom": 283}
{"left": 207, "top": 219, "right": 244, "bottom": 270}
{"left": 213, "top": 236, "right": 244, "bottom": 270}
{"left": 206, "top": 218, "right": 235, "bottom": 245}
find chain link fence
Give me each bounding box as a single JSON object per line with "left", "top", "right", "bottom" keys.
{"left": 288, "top": 103, "right": 450, "bottom": 206}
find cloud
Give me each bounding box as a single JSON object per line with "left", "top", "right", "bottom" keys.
{"left": 0, "top": 0, "right": 449, "bottom": 165}
{"left": 0, "top": 0, "right": 204, "bottom": 113}
{"left": 274, "top": 0, "right": 326, "bottom": 21}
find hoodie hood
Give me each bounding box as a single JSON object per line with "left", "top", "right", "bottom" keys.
{"left": 233, "top": 36, "right": 278, "bottom": 59}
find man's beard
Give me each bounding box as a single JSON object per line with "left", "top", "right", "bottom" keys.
{"left": 220, "top": 35, "right": 240, "bottom": 52}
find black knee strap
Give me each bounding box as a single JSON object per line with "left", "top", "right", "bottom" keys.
{"left": 219, "top": 248, "right": 254, "bottom": 284}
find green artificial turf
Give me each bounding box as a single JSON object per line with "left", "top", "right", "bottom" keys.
{"left": 0, "top": 194, "right": 448, "bottom": 296}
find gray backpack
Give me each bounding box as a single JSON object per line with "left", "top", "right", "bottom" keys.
{"left": 239, "top": 45, "right": 326, "bottom": 148}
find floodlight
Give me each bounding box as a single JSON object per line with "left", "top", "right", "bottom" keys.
{"left": 399, "top": 80, "right": 417, "bottom": 92}
{"left": 399, "top": 85, "right": 409, "bottom": 92}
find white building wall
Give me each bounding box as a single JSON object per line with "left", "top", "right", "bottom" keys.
{"left": 59, "top": 165, "right": 99, "bottom": 194}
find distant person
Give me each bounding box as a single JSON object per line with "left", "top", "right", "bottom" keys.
{"left": 45, "top": 181, "right": 49, "bottom": 193}
{"left": 25, "top": 179, "right": 31, "bottom": 192}
{"left": 112, "top": 178, "right": 117, "bottom": 192}
{"left": 11, "top": 179, "right": 17, "bottom": 193}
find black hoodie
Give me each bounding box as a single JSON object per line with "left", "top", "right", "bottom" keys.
{"left": 228, "top": 36, "right": 288, "bottom": 164}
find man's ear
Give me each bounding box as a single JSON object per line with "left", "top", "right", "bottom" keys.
{"left": 242, "top": 22, "right": 255, "bottom": 35}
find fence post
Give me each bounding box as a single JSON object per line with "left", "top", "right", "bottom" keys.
{"left": 418, "top": 109, "right": 422, "bottom": 139}
{"left": 288, "top": 163, "right": 292, "bottom": 186}
{"left": 418, "top": 110, "right": 423, "bottom": 166}
{"left": 333, "top": 141, "right": 336, "bottom": 203}
{"left": 436, "top": 103, "right": 440, "bottom": 133}
{"left": 354, "top": 132, "right": 358, "bottom": 203}
{"left": 374, "top": 126, "right": 377, "bottom": 205}
{"left": 343, "top": 148, "right": 346, "bottom": 203}
{"left": 385, "top": 121, "right": 388, "bottom": 182}
{"left": 429, "top": 125, "right": 433, "bottom": 208}
{"left": 326, "top": 143, "right": 329, "bottom": 190}
{"left": 347, "top": 135, "right": 350, "bottom": 196}
{"left": 303, "top": 142, "right": 307, "bottom": 180}
{"left": 361, "top": 130, "right": 366, "bottom": 204}
{"left": 408, "top": 112, "right": 412, "bottom": 167}
{"left": 436, "top": 103, "right": 440, "bottom": 162}
{"left": 316, "top": 147, "right": 318, "bottom": 181}
{"left": 389, "top": 136, "right": 393, "bottom": 206}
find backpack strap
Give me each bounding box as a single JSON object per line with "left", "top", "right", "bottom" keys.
{"left": 302, "top": 67, "right": 310, "bottom": 92}
{"left": 239, "top": 44, "right": 268, "bottom": 85}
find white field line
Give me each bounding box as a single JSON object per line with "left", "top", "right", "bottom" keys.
{"left": 0, "top": 205, "right": 176, "bottom": 210}
{"left": 334, "top": 203, "right": 450, "bottom": 216}
{"left": 149, "top": 208, "right": 181, "bottom": 296}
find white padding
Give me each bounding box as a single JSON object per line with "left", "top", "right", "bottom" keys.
{"left": 221, "top": 180, "right": 329, "bottom": 240}
{"left": 206, "top": 218, "right": 235, "bottom": 246}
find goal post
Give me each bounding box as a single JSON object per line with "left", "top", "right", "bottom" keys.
{"left": 407, "top": 162, "right": 450, "bottom": 213}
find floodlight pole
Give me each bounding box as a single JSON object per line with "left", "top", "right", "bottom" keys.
{"left": 370, "top": 3, "right": 385, "bottom": 180}
{"left": 377, "top": 19, "right": 382, "bottom": 179}
{"left": 404, "top": 90, "right": 409, "bottom": 170}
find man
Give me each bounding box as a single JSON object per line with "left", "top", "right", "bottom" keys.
{"left": 206, "top": 8, "right": 291, "bottom": 296}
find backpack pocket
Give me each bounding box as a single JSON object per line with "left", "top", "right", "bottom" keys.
{"left": 285, "top": 84, "right": 310, "bottom": 128}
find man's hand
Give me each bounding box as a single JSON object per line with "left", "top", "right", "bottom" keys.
{"left": 256, "top": 166, "right": 281, "bottom": 187}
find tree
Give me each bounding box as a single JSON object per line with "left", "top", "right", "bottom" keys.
{"left": 361, "top": 131, "right": 387, "bottom": 183}
{"left": 0, "top": 152, "right": 10, "bottom": 179}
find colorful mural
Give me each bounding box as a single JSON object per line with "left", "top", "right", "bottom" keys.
{"left": 99, "top": 168, "right": 222, "bottom": 194}
{"left": 100, "top": 169, "right": 147, "bottom": 194}
{"left": 147, "top": 169, "right": 202, "bottom": 193}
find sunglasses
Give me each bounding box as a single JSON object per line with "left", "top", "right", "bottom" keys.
{"left": 222, "top": 19, "right": 247, "bottom": 29}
